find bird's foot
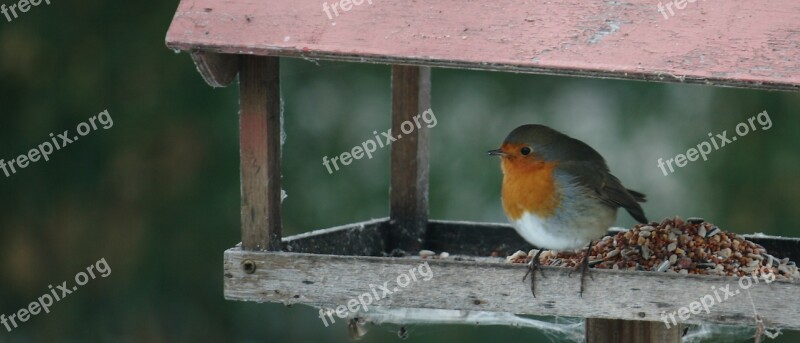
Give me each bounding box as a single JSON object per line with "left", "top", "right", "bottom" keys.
{"left": 523, "top": 249, "right": 545, "bottom": 297}
{"left": 568, "top": 241, "right": 595, "bottom": 297}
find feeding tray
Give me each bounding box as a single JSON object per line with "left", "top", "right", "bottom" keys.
{"left": 223, "top": 218, "right": 800, "bottom": 331}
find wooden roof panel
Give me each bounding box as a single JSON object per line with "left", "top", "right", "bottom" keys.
{"left": 166, "top": 0, "right": 800, "bottom": 90}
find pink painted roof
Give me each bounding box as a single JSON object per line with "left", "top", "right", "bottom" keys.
{"left": 166, "top": 0, "right": 800, "bottom": 91}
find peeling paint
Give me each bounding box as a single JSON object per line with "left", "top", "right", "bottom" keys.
{"left": 589, "top": 20, "right": 621, "bottom": 44}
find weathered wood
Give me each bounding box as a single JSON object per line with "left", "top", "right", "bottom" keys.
{"left": 283, "top": 218, "right": 389, "bottom": 256}
{"left": 389, "top": 66, "right": 431, "bottom": 252}
{"left": 355, "top": 307, "right": 583, "bottom": 340}
{"left": 586, "top": 318, "right": 683, "bottom": 343}
{"left": 224, "top": 248, "right": 800, "bottom": 329}
{"left": 744, "top": 234, "right": 800, "bottom": 264}
{"left": 426, "top": 220, "right": 534, "bottom": 257}
{"left": 166, "top": 0, "right": 800, "bottom": 91}
{"left": 190, "top": 51, "right": 239, "bottom": 88}
{"left": 239, "top": 56, "right": 282, "bottom": 251}
{"left": 279, "top": 219, "right": 800, "bottom": 264}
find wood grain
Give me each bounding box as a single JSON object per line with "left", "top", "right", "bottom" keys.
{"left": 239, "top": 56, "right": 282, "bottom": 251}
{"left": 280, "top": 218, "right": 800, "bottom": 264}
{"left": 224, "top": 248, "right": 800, "bottom": 330}
{"left": 586, "top": 318, "right": 683, "bottom": 343}
{"left": 166, "top": 0, "right": 800, "bottom": 91}
{"left": 283, "top": 218, "right": 388, "bottom": 256}
{"left": 389, "top": 66, "right": 431, "bottom": 252}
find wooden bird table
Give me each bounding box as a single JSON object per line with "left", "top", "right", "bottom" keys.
{"left": 165, "top": 1, "right": 800, "bottom": 341}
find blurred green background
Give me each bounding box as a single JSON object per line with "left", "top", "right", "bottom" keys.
{"left": 1, "top": 1, "right": 798, "bottom": 342}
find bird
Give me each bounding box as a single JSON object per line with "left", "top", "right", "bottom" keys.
{"left": 488, "top": 124, "right": 648, "bottom": 297}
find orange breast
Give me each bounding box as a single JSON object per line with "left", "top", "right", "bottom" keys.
{"left": 501, "top": 158, "right": 560, "bottom": 220}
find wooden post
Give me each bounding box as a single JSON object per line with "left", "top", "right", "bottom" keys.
{"left": 586, "top": 318, "right": 683, "bottom": 343}
{"left": 239, "top": 56, "right": 282, "bottom": 251}
{"left": 389, "top": 65, "right": 431, "bottom": 252}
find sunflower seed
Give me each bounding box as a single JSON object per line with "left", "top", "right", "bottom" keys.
{"left": 641, "top": 245, "right": 652, "bottom": 260}
{"left": 667, "top": 242, "right": 677, "bottom": 252}
{"left": 748, "top": 253, "right": 764, "bottom": 260}
{"left": 420, "top": 250, "right": 436, "bottom": 258}
{"left": 688, "top": 217, "right": 705, "bottom": 224}
{"left": 765, "top": 254, "right": 776, "bottom": 267}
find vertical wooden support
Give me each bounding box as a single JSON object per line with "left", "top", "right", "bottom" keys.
{"left": 389, "top": 65, "right": 431, "bottom": 252}
{"left": 586, "top": 318, "right": 683, "bottom": 343}
{"left": 239, "top": 56, "right": 282, "bottom": 251}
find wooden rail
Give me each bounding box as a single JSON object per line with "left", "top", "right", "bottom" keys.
{"left": 225, "top": 219, "right": 800, "bottom": 330}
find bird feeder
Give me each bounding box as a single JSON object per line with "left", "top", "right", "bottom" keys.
{"left": 165, "top": 1, "right": 800, "bottom": 341}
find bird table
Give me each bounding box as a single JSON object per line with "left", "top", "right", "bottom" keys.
{"left": 165, "top": 1, "right": 800, "bottom": 342}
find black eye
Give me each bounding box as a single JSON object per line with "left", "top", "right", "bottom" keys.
{"left": 520, "top": 147, "right": 532, "bottom": 155}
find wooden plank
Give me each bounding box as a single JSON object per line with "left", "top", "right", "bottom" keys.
{"left": 744, "top": 234, "right": 800, "bottom": 264}
{"left": 190, "top": 51, "right": 239, "bottom": 88}
{"left": 223, "top": 249, "right": 800, "bottom": 329}
{"left": 585, "top": 318, "right": 683, "bottom": 343}
{"left": 283, "top": 218, "right": 389, "bottom": 256}
{"left": 280, "top": 219, "right": 800, "bottom": 263}
{"left": 239, "top": 56, "right": 282, "bottom": 251}
{"left": 389, "top": 66, "right": 431, "bottom": 252}
{"left": 165, "top": 0, "right": 800, "bottom": 91}
{"left": 425, "top": 220, "right": 534, "bottom": 257}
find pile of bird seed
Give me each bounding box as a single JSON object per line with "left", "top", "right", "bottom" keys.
{"left": 507, "top": 216, "right": 800, "bottom": 281}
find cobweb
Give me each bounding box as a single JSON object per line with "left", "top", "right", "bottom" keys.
{"left": 335, "top": 307, "right": 783, "bottom": 343}
{"left": 343, "top": 308, "right": 583, "bottom": 342}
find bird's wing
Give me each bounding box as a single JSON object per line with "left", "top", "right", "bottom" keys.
{"left": 540, "top": 135, "right": 648, "bottom": 223}
{"left": 558, "top": 160, "right": 649, "bottom": 224}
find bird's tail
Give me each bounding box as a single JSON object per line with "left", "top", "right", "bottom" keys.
{"left": 626, "top": 189, "right": 647, "bottom": 203}
{"left": 624, "top": 188, "right": 648, "bottom": 224}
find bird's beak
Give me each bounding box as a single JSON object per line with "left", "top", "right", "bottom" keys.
{"left": 487, "top": 149, "right": 506, "bottom": 157}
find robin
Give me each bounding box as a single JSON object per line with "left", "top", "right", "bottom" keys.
{"left": 488, "top": 124, "right": 648, "bottom": 297}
